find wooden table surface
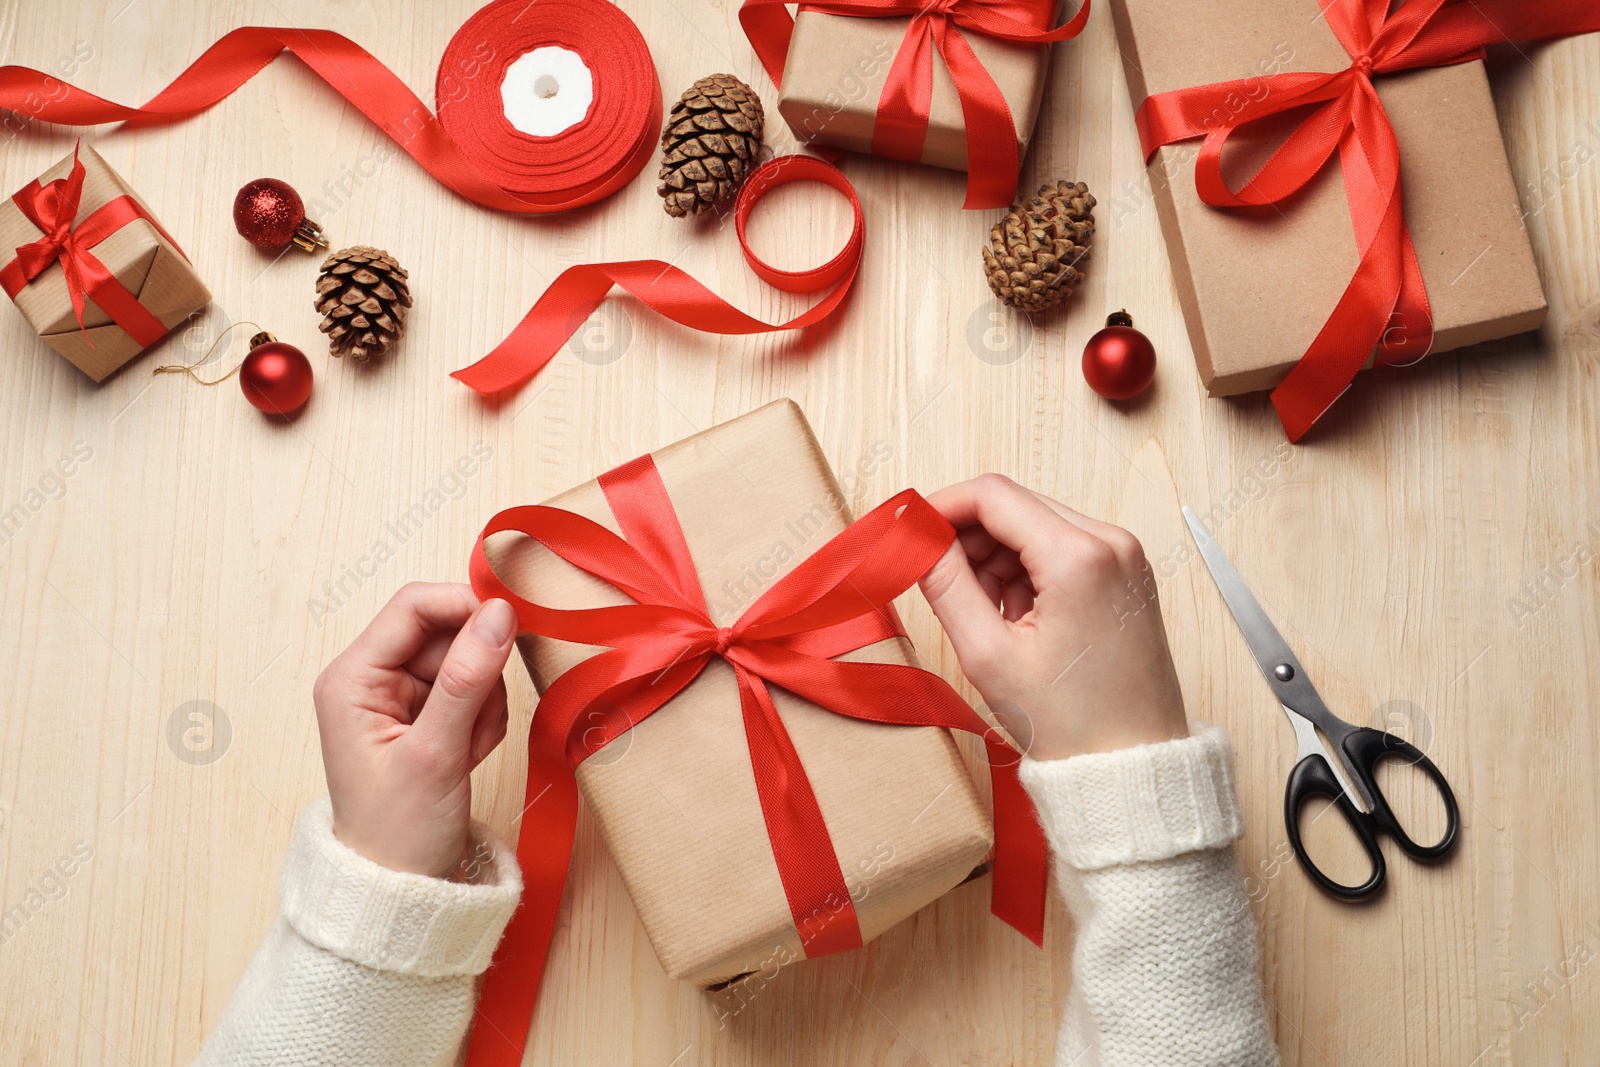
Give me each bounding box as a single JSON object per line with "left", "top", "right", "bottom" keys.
{"left": 2, "top": 1, "right": 1598, "bottom": 1064}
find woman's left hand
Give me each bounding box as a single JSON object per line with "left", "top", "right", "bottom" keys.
{"left": 311, "top": 582, "right": 517, "bottom": 877}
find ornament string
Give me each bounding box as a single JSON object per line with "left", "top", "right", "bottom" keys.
{"left": 151, "top": 320, "right": 266, "bottom": 385}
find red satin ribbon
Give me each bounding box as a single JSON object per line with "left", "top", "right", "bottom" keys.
{"left": 450, "top": 153, "right": 865, "bottom": 396}
{"left": 2, "top": 146, "right": 177, "bottom": 347}
{"left": 740, "top": 0, "right": 1089, "bottom": 209}
{"left": 0, "top": 0, "right": 660, "bottom": 215}
{"left": 465, "top": 455, "right": 1048, "bottom": 1067}
{"left": 1136, "top": 0, "right": 1600, "bottom": 442}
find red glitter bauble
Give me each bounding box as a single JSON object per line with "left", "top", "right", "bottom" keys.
{"left": 233, "top": 178, "right": 308, "bottom": 250}
{"left": 240, "top": 337, "right": 314, "bottom": 414}
{"left": 1082, "top": 310, "right": 1157, "bottom": 400}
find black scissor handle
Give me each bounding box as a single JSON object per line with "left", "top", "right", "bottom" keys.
{"left": 1339, "top": 727, "right": 1461, "bottom": 860}
{"left": 1284, "top": 753, "right": 1386, "bottom": 900}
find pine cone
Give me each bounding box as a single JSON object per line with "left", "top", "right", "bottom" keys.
{"left": 658, "top": 73, "right": 765, "bottom": 218}
{"left": 315, "top": 246, "right": 411, "bottom": 361}
{"left": 983, "top": 181, "right": 1096, "bottom": 313}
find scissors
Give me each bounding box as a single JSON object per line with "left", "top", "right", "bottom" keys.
{"left": 1182, "top": 507, "right": 1460, "bottom": 900}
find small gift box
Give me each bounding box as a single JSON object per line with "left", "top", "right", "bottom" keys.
{"left": 742, "top": 0, "right": 1088, "bottom": 208}
{"left": 1105, "top": 0, "right": 1588, "bottom": 439}
{"left": 0, "top": 144, "right": 209, "bottom": 381}
{"left": 467, "top": 400, "right": 1045, "bottom": 1058}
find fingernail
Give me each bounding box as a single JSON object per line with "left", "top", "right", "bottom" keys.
{"left": 471, "top": 599, "right": 516, "bottom": 647}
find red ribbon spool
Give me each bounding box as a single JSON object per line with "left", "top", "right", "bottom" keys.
{"left": 436, "top": 0, "right": 660, "bottom": 210}
{"left": 0, "top": 0, "right": 661, "bottom": 216}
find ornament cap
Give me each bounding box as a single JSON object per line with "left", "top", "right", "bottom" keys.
{"left": 1106, "top": 309, "right": 1134, "bottom": 328}
{"left": 249, "top": 331, "right": 278, "bottom": 349}
{"left": 292, "top": 218, "right": 328, "bottom": 253}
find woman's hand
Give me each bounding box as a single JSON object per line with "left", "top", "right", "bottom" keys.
{"left": 918, "top": 475, "right": 1188, "bottom": 762}
{"left": 312, "top": 583, "right": 517, "bottom": 877}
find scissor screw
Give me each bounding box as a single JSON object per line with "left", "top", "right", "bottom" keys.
{"left": 1274, "top": 664, "right": 1295, "bottom": 681}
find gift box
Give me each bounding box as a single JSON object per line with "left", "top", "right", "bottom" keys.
{"left": 742, "top": 0, "right": 1087, "bottom": 208}
{"left": 1107, "top": 0, "right": 1548, "bottom": 402}
{"left": 0, "top": 144, "right": 209, "bottom": 381}
{"left": 776, "top": 11, "right": 1052, "bottom": 175}
{"left": 478, "top": 400, "right": 998, "bottom": 986}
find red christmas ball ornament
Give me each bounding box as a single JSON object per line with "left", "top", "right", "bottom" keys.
{"left": 232, "top": 178, "right": 328, "bottom": 252}
{"left": 240, "top": 333, "right": 314, "bottom": 414}
{"left": 1082, "top": 310, "right": 1157, "bottom": 400}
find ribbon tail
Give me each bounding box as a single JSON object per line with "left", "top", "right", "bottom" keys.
{"left": 871, "top": 19, "right": 937, "bottom": 166}
{"left": 466, "top": 751, "right": 579, "bottom": 1067}
{"left": 938, "top": 24, "right": 1022, "bottom": 210}
{"left": 735, "top": 667, "right": 864, "bottom": 958}
{"left": 985, "top": 751, "right": 1048, "bottom": 944}
{"left": 1270, "top": 187, "right": 1407, "bottom": 441}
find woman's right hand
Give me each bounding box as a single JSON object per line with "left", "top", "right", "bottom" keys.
{"left": 918, "top": 475, "right": 1189, "bottom": 762}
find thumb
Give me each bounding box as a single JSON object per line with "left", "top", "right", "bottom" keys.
{"left": 918, "top": 541, "right": 1006, "bottom": 674}
{"left": 413, "top": 598, "right": 517, "bottom": 759}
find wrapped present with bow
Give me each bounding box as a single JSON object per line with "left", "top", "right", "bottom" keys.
{"left": 741, "top": 0, "right": 1090, "bottom": 208}
{"left": 464, "top": 400, "right": 1046, "bottom": 1066}
{"left": 1, "top": 144, "right": 208, "bottom": 381}
{"left": 1108, "top": 0, "right": 1600, "bottom": 440}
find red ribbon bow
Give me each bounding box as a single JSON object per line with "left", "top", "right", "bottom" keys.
{"left": 1136, "top": 0, "right": 1600, "bottom": 441}
{"left": 465, "top": 455, "right": 1047, "bottom": 1067}
{"left": 2, "top": 146, "right": 177, "bottom": 348}
{"left": 741, "top": 0, "right": 1090, "bottom": 209}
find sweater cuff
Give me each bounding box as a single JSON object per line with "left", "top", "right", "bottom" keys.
{"left": 278, "top": 797, "right": 522, "bottom": 978}
{"left": 1018, "top": 724, "right": 1245, "bottom": 871}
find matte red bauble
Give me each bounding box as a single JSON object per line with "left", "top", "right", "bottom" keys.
{"left": 232, "top": 178, "right": 327, "bottom": 252}
{"left": 240, "top": 333, "right": 314, "bottom": 414}
{"left": 1082, "top": 310, "right": 1157, "bottom": 400}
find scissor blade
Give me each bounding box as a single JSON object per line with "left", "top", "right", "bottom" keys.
{"left": 1182, "top": 507, "right": 1316, "bottom": 710}
{"left": 1182, "top": 508, "right": 1369, "bottom": 810}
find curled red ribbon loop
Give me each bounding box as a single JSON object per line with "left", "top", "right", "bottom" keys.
{"left": 0, "top": 0, "right": 661, "bottom": 215}
{"left": 1135, "top": 0, "right": 1600, "bottom": 441}
{"left": 465, "top": 455, "right": 1048, "bottom": 1067}
{"left": 740, "top": 0, "right": 1089, "bottom": 209}
{"left": 450, "top": 153, "right": 866, "bottom": 396}
{"left": 1, "top": 145, "right": 177, "bottom": 347}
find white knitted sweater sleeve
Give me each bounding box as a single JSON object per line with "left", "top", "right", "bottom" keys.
{"left": 194, "top": 797, "right": 522, "bottom": 1067}
{"left": 1018, "top": 724, "right": 1279, "bottom": 1067}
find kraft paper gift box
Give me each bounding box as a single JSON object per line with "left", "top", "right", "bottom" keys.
{"left": 1106, "top": 0, "right": 1547, "bottom": 396}
{"left": 0, "top": 144, "right": 209, "bottom": 382}
{"left": 481, "top": 399, "right": 994, "bottom": 985}
{"left": 775, "top": 10, "right": 1054, "bottom": 174}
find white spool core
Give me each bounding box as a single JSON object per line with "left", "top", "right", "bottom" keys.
{"left": 501, "top": 47, "right": 593, "bottom": 137}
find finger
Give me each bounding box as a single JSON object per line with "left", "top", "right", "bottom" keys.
{"left": 1001, "top": 574, "right": 1036, "bottom": 622}
{"left": 411, "top": 599, "right": 518, "bottom": 758}
{"left": 469, "top": 677, "right": 511, "bottom": 770}
{"left": 918, "top": 540, "right": 1008, "bottom": 663}
{"left": 1024, "top": 489, "right": 1150, "bottom": 575}
{"left": 956, "top": 524, "right": 999, "bottom": 562}
{"left": 972, "top": 544, "right": 1025, "bottom": 586}
{"left": 404, "top": 628, "right": 461, "bottom": 683}
{"left": 347, "top": 583, "right": 480, "bottom": 669}
{"left": 926, "top": 475, "right": 1097, "bottom": 572}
